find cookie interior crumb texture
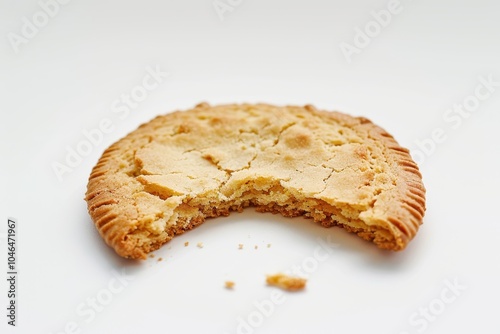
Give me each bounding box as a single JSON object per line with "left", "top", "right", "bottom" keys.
{"left": 225, "top": 281, "right": 235, "bottom": 289}
{"left": 197, "top": 242, "right": 203, "bottom": 248}
{"left": 266, "top": 273, "right": 307, "bottom": 291}
{"left": 85, "top": 103, "right": 426, "bottom": 259}
{"left": 184, "top": 241, "right": 189, "bottom": 247}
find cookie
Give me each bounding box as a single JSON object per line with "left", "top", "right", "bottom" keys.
{"left": 85, "top": 103, "right": 426, "bottom": 259}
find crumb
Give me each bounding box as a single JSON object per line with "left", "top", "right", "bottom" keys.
{"left": 184, "top": 241, "right": 189, "bottom": 247}
{"left": 266, "top": 273, "right": 306, "bottom": 291}
{"left": 254, "top": 245, "right": 258, "bottom": 249}
{"left": 149, "top": 254, "right": 155, "bottom": 258}
{"left": 225, "top": 281, "right": 235, "bottom": 289}
{"left": 197, "top": 242, "right": 204, "bottom": 248}
{"left": 267, "top": 244, "right": 271, "bottom": 248}
{"left": 238, "top": 244, "right": 243, "bottom": 249}
{"left": 157, "top": 257, "right": 163, "bottom": 262}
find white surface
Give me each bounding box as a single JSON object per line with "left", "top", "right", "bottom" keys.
{"left": 1, "top": 1, "right": 500, "bottom": 333}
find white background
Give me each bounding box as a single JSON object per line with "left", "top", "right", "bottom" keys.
{"left": 1, "top": 0, "right": 500, "bottom": 333}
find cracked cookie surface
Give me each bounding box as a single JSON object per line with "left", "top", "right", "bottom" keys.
{"left": 85, "top": 103, "right": 426, "bottom": 259}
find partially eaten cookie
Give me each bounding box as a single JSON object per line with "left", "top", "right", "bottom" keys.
{"left": 85, "top": 103, "right": 426, "bottom": 259}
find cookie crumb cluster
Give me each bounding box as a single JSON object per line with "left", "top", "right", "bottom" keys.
{"left": 266, "top": 273, "right": 307, "bottom": 291}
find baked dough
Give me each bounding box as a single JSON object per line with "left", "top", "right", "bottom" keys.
{"left": 266, "top": 273, "right": 307, "bottom": 291}
{"left": 85, "top": 103, "right": 426, "bottom": 259}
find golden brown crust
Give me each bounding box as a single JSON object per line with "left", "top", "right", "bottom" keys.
{"left": 85, "top": 103, "right": 426, "bottom": 259}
